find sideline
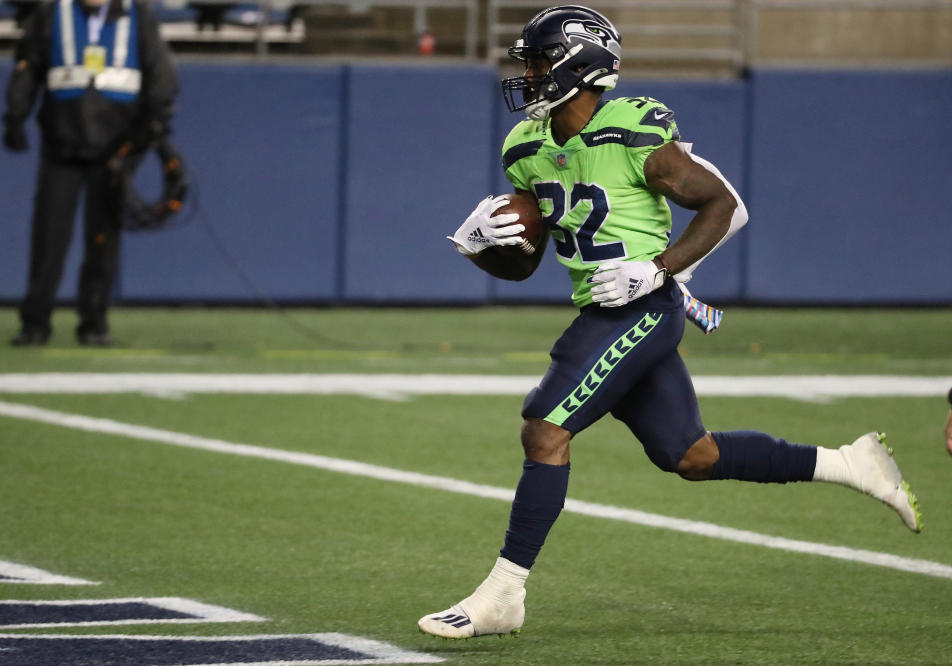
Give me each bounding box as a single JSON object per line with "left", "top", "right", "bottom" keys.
{"left": 1, "top": 398, "right": 949, "bottom": 581}
{"left": 0, "top": 373, "right": 949, "bottom": 401}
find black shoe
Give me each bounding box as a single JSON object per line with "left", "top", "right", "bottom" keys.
{"left": 76, "top": 330, "right": 113, "bottom": 347}
{"left": 10, "top": 329, "right": 50, "bottom": 347}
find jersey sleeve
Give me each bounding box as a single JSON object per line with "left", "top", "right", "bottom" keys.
{"left": 619, "top": 98, "right": 681, "bottom": 187}
{"left": 503, "top": 156, "right": 530, "bottom": 192}
{"left": 501, "top": 119, "right": 542, "bottom": 192}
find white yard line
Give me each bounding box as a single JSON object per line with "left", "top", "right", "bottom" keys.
{"left": 0, "top": 561, "right": 97, "bottom": 586}
{"left": 0, "top": 398, "right": 949, "bottom": 581}
{"left": 0, "top": 373, "right": 949, "bottom": 401}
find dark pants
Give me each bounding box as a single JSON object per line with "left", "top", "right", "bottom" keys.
{"left": 19, "top": 153, "right": 122, "bottom": 337}
{"left": 522, "top": 279, "right": 705, "bottom": 472}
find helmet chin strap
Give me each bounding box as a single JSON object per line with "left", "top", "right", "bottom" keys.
{"left": 525, "top": 86, "right": 579, "bottom": 121}
{"left": 525, "top": 99, "right": 553, "bottom": 121}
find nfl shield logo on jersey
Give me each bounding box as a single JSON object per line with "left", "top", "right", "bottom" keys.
{"left": 555, "top": 152, "right": 568, "bottom": 168}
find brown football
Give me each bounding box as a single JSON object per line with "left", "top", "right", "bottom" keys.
{"left": 492, "top": 191, "right": 544, "bottom": 255}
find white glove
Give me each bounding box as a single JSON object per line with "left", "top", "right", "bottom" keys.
{"left": 589, "top": 260, "right": 667, "bottom": 307}
{"left": 447, "top": 195, "right": 525, "bottom": 256}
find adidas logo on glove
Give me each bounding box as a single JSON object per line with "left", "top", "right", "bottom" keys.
{"left": 627, "top": 277, "right": 645, "bottom": 301}
{"left": 467, "top": 229, "right": 490, "bottom": 245}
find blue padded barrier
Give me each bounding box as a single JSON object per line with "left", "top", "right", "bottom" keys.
{"left": 0, "top": 119, "right": 46, "bottom": 301}
{"left": 1, "top": 61, "right": 949, "bottom": 306}
{"left": 341, "top": 64, "right": 498, "bottom": 302}
{"left": 0, "top": 61, "right": 345, "bottom": 303}
{"left": 745, "top": 69, "right": 952, "bottom": 303}
{"left": 122, "top": 63, "right": 344, "bottom": 301}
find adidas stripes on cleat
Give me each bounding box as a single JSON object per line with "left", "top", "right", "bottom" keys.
{"left": 418, "top": 587, "right": 525, "bottom": 639}
{"left": 420, "top": 607, "right": 474, "bottom": 636}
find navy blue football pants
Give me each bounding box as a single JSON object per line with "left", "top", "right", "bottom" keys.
{"left": 522, "top": 278, "right": 704, "bottom": 472}
{"left": 504, "top": 279, "right": 817, "bottom": 568}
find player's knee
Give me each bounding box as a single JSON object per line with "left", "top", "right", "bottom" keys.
{"left": 639, "top": 431, "right": 702, "bottom": 474}
{"left": 641, "top": 444, "right": 681, "bottom": 474}
{"left": 521, "top": 418, "right": 571, "bottom": 465}
{"left": 676, "top": 432, "right": 720, "bottom": 481}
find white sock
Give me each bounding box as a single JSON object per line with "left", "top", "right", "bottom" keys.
{"left": 812, "top": 446, "right": 851, "bottom": 485}
{"left": 475, "top": 557, "right": 529, "bottom": 604}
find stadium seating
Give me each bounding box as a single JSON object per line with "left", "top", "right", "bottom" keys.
{"left": 2, "top": 0, "right": 950, "bottom": 65}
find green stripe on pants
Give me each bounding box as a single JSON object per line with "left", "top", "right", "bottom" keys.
{"left": 544, "top": 312, "right": 662, "bottom": 427}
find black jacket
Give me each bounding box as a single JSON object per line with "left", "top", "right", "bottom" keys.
{"left": 3, "top": 0, "right": 178, "bottom": 162}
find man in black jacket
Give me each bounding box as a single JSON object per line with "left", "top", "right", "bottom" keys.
{"left": 3, "top": 0, "right": 178, "bottom": 346}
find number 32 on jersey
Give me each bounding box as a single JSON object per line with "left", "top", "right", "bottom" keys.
{"left": 534, "top": 181, "right": 627, "bottom": 263}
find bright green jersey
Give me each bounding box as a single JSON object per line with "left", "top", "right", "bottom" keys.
{"left": 502, "top": 96, "right": 680, "bottom": 307}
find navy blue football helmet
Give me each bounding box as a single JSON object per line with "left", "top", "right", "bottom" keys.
{"left": 501, "top": 5, "right": 621, "bottom": 120}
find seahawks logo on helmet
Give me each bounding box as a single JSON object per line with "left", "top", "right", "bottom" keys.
{"left": 562, "top": 19, "right": 620, "bottom": 52}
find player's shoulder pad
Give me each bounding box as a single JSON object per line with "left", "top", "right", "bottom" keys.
{"left": 502, "top": 118, "right": 545, "bottom": 171}
{"left": 598, "top": 97, "right": 680, "bottom": 145}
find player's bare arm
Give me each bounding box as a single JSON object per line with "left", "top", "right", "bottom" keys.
{"left": 644, "top": 141, "right": 737, "bottom": 275}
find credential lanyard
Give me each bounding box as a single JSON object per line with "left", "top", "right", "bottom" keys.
{"left": 87, "top": 1, "right": 110, "bottom": 44}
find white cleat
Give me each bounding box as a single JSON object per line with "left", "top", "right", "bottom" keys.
{"left": 839, "top": 432, "right": 922, "bottom": 532}
{"left": 418, "top": 586, "right": 525, "bottom": 639}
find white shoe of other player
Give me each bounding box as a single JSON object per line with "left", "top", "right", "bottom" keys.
{"left": 418, "top": 557, "right": 527, "bottom": 639}
{"left": 816, "top": 432, "right": 922, "bottom": 532}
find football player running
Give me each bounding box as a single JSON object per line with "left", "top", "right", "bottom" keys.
{"left": 422, "top": 4, "right": 922, "bottom": 640}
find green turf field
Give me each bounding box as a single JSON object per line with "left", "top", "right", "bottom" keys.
{"left": 1, "top": 306, "right": 950, "bottom": 665}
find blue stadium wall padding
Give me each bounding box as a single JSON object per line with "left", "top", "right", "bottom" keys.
{"left": 1, "top": 124, "right": 38, "bottom": 300}
{"left": 340, "top": 64, "right": 498, "bottom": 302}
{"left": 745, "top": 69, "right": 952, "bottom": 303}
{"left": 0, "top": 60, "right": 949, "bottom": 305}
{"left": 123, "top": 63, "right": 345, "bottom": 300}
